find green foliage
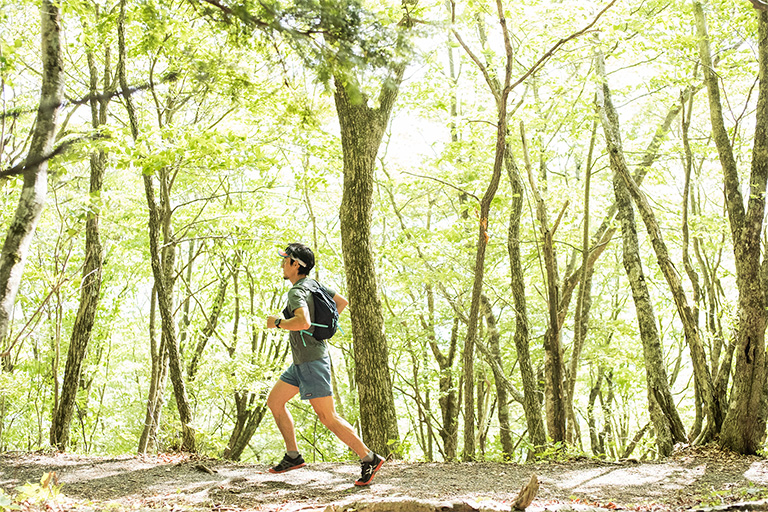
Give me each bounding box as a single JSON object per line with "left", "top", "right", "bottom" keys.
{"left": 2, "top": 0, "right": 765, "bottom": 464}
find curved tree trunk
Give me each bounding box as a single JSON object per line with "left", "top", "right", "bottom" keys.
{"left": 694, "top": 3, "right": 768, "bottom": 453}
{"left": 118, "top": 0, "right": 195, "bottom": 452}
{"left": 0, "top": 0, "right": 64, "bottom": 371}
{"left": 699, "top": 5, "right": 768, "bottom": 454}
{"left": 505, "top": 152, "right": 546, "bottom": 455}
{"left": 612, "top": 168, "right": 687, "bottom": 456}
{"left": 596, "top": 46, "right": 720, "bottom": 443}
{"left": 50, "top": 14, "right": 111, "bottom": 450}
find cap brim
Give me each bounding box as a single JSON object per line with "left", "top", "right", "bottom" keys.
{"left": 278, "top": 248, "right": 306, "bottom": 267}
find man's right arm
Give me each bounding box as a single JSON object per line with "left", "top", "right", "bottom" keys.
{"left": 333, "top": 294, "right": 348, "bottom": 314}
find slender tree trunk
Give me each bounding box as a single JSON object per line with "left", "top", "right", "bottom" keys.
{"left": 700, "top": 5, "right": 768, "bottom": 454}
{"left": 596, "top": 46, "right": 721, "bottom": 444}
{"left": 143, "top": 174, "right": 195, "bottom": 451}
{"left": 452, "top": 0, "right": 515, "bottom": 460}
{"left": 188, "top": 258, "right": 230, "bottom": 380}
{"left": 334, "top": 75, "right": 403, "bottom": 455}
{"left": 505, "top": 152, "right": 546, "bottom": 455}
{"left": 0, "top": 0, "right": 63, "bottom": 370}
{"left": 433, "top": 316, "right": 460, "bottom": 461}
{"left": 138, "top": 286, "right": 169, "bottom": 453}
{"left": 612, "top": 167, "right": 686, "bottom": 455}
{"left": 565, "top": 119, "right": 598, "bottom": 448}
{"left": 118, "top": 0, "right": 195, "bottom": 452}
{"left": 50, "top": 17, "right": 111, "bottom": 450}
{"left": 479, "top": 294, "right": 513, "bottom": 459}
{"left": 588, "top": 371, "right": 604, "bottom": 456}
{"left": 521, "top": 123, "right": 567, "bottom": 444}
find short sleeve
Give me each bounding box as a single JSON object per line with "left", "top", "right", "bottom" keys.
{"left": 286, "top": 285, "right": 309, "bottom": 314}
{"left": 320, "top": 283, "right": 337, "bottom": 298}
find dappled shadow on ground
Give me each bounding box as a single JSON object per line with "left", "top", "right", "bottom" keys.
{"left": 0, "top": 447, "right": 767, "bottom": 511}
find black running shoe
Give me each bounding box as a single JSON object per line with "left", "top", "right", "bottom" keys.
{"left": 354, "top": 453, "right": 384, "bottom": 486}
{"left": 269, "top": 453, "right": 306, "bottom": 474}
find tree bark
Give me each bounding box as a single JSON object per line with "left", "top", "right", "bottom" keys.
{"left": 0, "top": 0, "right": 64, "bottom": 370}
{"left": 334, "top": 69, "right": 404, "bottom": 455}
{"left": 695, "top": 3, "right": 768, "bottom": 454}
{"left": 587, "top": 371, "right": 604, "bottom": 456}
{"left": 612, "top": 166, "right": 686, "bottom": 456}
{"left": 138, "top": 286, "right": 169, "bottom": 453}
{"left": 187, "top": 258, "right": 230, "bottom": 380}
{"left": 596, "top": 46, "right": 721, "bottom": 444}
{"left": 50, "top": 11, "right": 111, "bottom": 450}
{"left": 479, "top": 294, "right": 513, "bottom": 459}
{"left": 565, "top": 119, "right": 597, "bottom": 448}
{"left": 521, "top": 123, "right": 567, "bottom": 444}
{"left": 505, "top": 151, "right": 546, "bottom": 455}
{"left": 118, "top": 0, "right": 195, "bottom": 452}
{"left": 451, "top": 0, "right": 515, "bottom": 460}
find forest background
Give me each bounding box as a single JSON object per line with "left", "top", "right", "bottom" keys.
{"left": 1, "top": 0, "right": 768, "bottom": 467}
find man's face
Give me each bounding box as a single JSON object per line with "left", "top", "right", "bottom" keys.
{"left": 281, "top": 255, "right": 297, "bottom": 280}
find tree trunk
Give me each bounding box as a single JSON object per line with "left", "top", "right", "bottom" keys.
{"left": 143, "top": 174, "right": 195, "bottom": 452}
{"left": 334, "top": 75, "right": 403, "bottom": 455}
{"left": 224, "top": 391, "right": 268, "bottom": 460}
{"left": 138, "top": 286, "right": 169, "bottom": 453}
{"left": 50, "top": 15, "right": 111, "bottom": 450}
{"left": 188, "top": 258, "right": 230, "bottom": 380}
{"left": 453, "top": 0, "right": 515, "bottom": 459}
{"left": 434, "top": 316, "right": 460, "bottom": 461}
{"left": 700, "top": 4, "right": 768, "bottom": 454}
{"left": 118, "top": 0, "right": 195, "bottom": 452}
{"left": 588, "top": 371, "right": 604, "bottom": 456}
{"left": 521, "top": 123, "right": 567, "bottom": 444}
{"left": 612, "top": 168, "right": 687, "bottom": 455}
{"left": 505, "top": 152, "right": 547, "bottom": 455}
{"left": 0, "top": 0, "right": 64, "bottom": 370}
{"left": 565, "top": 120, "right": 598, "bottom": 448}
{"left": 479, "top": 294, "right": 513, "bottom": 459}
{"left": 596, "top": 46, "right": 721, "bottom": 443}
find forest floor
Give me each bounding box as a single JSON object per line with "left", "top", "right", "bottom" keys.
{"left": 1, "top": 445, "right": 767, "bottom": 512}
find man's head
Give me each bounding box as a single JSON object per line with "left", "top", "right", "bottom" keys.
{"left": 278, "top": 243, "right": 315, "bottom": 278}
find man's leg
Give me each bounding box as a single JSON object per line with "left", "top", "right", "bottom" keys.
{"left": 309, "top": 396, "right": 369, "bottom": 458}
{"left": 267, "top": 379, "right": 300, "bottom": 452}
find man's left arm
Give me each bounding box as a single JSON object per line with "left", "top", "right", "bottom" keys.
{"left": 267, "top": 306, "right": 311, "bottom": 330}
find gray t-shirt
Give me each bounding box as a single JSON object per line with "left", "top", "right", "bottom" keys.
{"left": 283, "top": 277, "right": 337, "bottom": 365}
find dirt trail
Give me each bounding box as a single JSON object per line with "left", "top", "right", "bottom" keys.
{"left": 0, "top": 447, "right": 766, "bottom": 511}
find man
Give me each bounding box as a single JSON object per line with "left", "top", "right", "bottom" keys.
{"left": 266, "top": 243, "right": 384, "bottom": 486}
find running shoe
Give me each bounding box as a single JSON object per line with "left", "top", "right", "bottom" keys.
{"left": 354, "top": 453, "right": 384, "bottom": 486}
{"left": 269, "top": 453, "right": 306, "bottom": 474}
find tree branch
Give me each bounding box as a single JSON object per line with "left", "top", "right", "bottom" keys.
{"left": 507, "top": 0, "right": 618, "bottom": 93}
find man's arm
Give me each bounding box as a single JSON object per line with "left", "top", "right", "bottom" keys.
{"left": 267, "top": 306, "right": 311, "bottom": 330}
{"left": 333, "top": 293, "right": 348, "bottom": 314}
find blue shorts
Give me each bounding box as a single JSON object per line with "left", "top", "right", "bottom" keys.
{"left": 279, "top": 356, "right": 333, "bottom": 400}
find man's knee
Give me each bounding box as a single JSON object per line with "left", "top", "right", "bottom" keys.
{"left": 315, "top": 409, "right": 339, "bottom": 428}
{"left": 267, "top": 393, "right": 286, "bottom": 414}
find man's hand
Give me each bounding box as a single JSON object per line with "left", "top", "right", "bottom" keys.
{"left": 267, "top": 315, "right": 279, "bottom": 328}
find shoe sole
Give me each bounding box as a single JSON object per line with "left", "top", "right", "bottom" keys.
{"left": 354, "top": 459, "right": 384, "bottom": 486}
{"left": 268, "top": 462, "right": 306, "bottom": 474}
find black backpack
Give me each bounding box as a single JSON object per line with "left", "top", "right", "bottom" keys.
{"left": 284, "top": 280, "right": 339, "bottom": 342}
{"left": 303, "top": 280, "right": 339, "bottom": 340}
